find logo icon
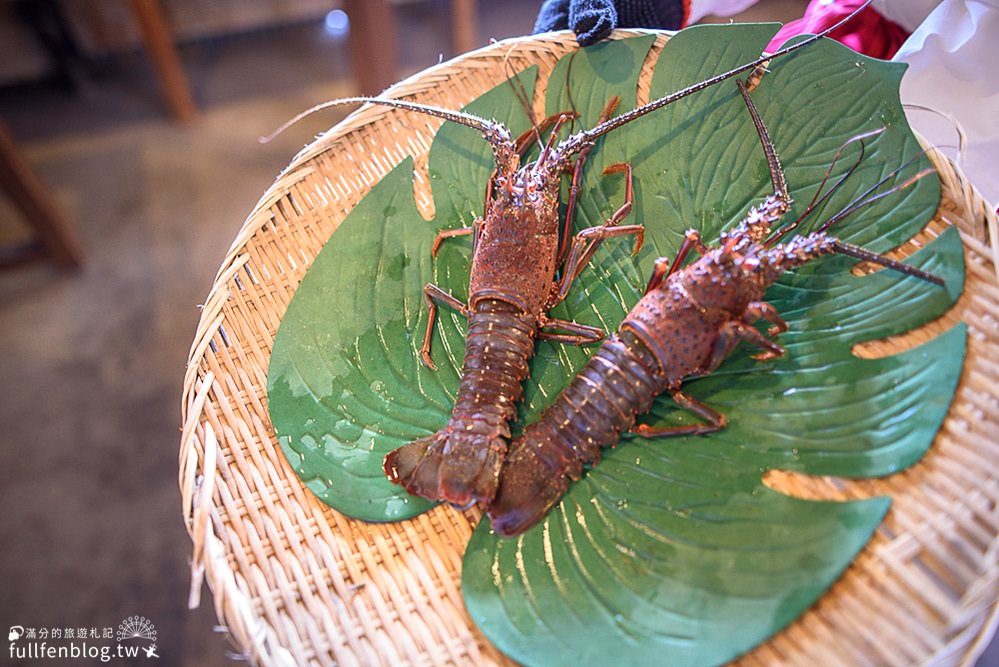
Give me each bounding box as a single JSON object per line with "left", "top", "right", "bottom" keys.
{"left": 8, "top": 626, "right": 24, "bottom": 641}
{"left": 116, "top": 616, "right": 157, "bottom": 643}
{"left": 117, "top": 617, "right": 159, "bottom": 659}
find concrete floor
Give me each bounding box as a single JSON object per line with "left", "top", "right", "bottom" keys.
{"left": 0, "top": 1, "right": 995, "bottom": 665}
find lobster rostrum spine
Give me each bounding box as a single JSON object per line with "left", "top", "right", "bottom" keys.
{"left": 486, "top": 80, "right": 945, "bottom": 537}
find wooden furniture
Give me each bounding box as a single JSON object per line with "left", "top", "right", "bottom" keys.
{"left": 343, "top": 0, "right": 480, "bottom": 95}
{"left": 0, "top": 118, "right": 82, "bottom": 269}
{"left": 128, "top": 0, "right": 198, "bottom": 123}
{"left": 51, "top": 0, "right": 479, "bottom": 116}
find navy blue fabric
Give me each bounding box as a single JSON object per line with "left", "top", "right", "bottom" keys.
{"left": 534, "top": 0, "right": 687, "bottom": 45}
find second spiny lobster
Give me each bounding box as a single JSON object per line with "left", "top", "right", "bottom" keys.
{"left": 486, "top": 79, "right": 944, "bottom": 536}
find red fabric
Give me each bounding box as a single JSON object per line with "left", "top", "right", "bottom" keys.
{"left": 766, "top": 0, "right": 911, "bottom": 60}
{"left": 680, "top": 0, "right": 692, "bottom": 28}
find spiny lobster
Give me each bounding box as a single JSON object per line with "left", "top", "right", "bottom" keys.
{"left": 486, "top": 79, "right": 943, "bottom": 537}
{"left": 267, "top": 3, "right": 877, "bottom": 509}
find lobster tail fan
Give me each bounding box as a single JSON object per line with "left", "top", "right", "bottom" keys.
{"left": 383, "top": 431, "right": 448, "bottom": 500}
{"left": 488, "top": 441, "right": 568, "bottom": 537}
{"left": 384, "top": 429, "right": 507, "bottom": 508}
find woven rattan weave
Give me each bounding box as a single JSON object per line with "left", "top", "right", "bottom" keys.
{"left": 180, "top": 31, "right": 999, "bottom": 666}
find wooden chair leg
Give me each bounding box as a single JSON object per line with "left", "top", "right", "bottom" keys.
{"left": 451, "top": 0, "right": 477, "bottom": 55}
{"left": 0, "top": 119, "right": 83, "bottom": 269}
{"left": 343, "top": 0, "right": 398, "bottom": 95}
{"left": 128, "top": 0, "right": 198, "bottom": 123}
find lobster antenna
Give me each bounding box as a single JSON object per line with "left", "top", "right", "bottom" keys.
{"left": 804, "top": 154, "right": 942, "bottom": 286}
{"left": 736, "top": 79, "right": 787, "bottom": 202}
{"left": 260, "top": 96, "right": 504, "bottom": 144}
{"left": 831, "top": 236, "right": 944, "bottom": 285}
{"left": 903, "top": 103, "right": 968, "bottom": 164}
{"left": 817, "top": 160, "right": 933, "bottom": 232}
{"left": 562, "top": 50, "right": 581, "bottom": 134}
{"left": 770, "top": 146, "right": 933, "bottom": 243}
{"left": 502, "top": 45, "right": 541, "bottom": 142}
{"left": 766, "top": 128, "right": 884, "bottom": 246}
{"left": 566, "top": 0, "right": 873, "bottom": 152}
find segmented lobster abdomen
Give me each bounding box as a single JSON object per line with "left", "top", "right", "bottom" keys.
{"left": 383, "top": 297, "right": 536, "bottom": 506}
{"left": 451, "top": 298, "right": 536, "bottom": 431}
{"left": 532, "top": 330, "right": 664, "bottom": 474}
{"left": 487, "top": 330, "right": 665, "bottom": 535}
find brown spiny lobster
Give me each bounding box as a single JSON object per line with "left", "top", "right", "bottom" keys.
{"left": 485, "top": 79, "right": 944, "bottom": 537}
{"left": 266, "top": 3, "right": 876, "bottom": 509}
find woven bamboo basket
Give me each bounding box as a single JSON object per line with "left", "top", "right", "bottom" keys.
{"left": 180, "top": 31, "right": 999, "bottom": 666}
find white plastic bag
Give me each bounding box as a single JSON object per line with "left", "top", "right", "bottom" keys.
{"left": 888, "top": 0, "right": 998, "bottom": 207}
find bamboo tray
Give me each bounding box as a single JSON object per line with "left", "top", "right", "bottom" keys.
{"left": 180, "top": 31, "right": 999, "bottom": 666}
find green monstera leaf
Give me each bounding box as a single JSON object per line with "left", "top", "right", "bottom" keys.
{"left": 268, "top": 24, "right": 966, "bottom": 665}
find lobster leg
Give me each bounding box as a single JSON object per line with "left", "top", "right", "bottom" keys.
{"left": 514, "top": 111, "right": 576, "bottom": 154}
{"left": 549, "top": 163, "right": 642, "bottom": 307}
{"left": 699, "top": 301, "right": 789, "bottom": 373}
{"left": 431, "top": 217, "right": 485, "bottom": 257}
{"left": 644, "top": 229, "right": 710, "bottom": 295}
{"left": 420, "top": 283, "right": 468, "bottom": 369}
{"left": 745, "top": 301, "right": 788, "bottom": 337}
{"left": 537, "top": 315, "right": 604, "bottom": 344}
{"left": 557, "top": 96, "right": 623, "bottom": 265}
{"left": 431, "top": 226, "right": 473, "bottom": 257}
{"left": 668, "top": 230, "right": 710, "bottom": 276}
{"left": 710, "top": 316, "right": 787, "bottom": 368}
{"left": 551, "top": 226, "right": 644, "bottom": 306}
{"left": 631, "top": 388, "right": 726, "bottom": 438}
